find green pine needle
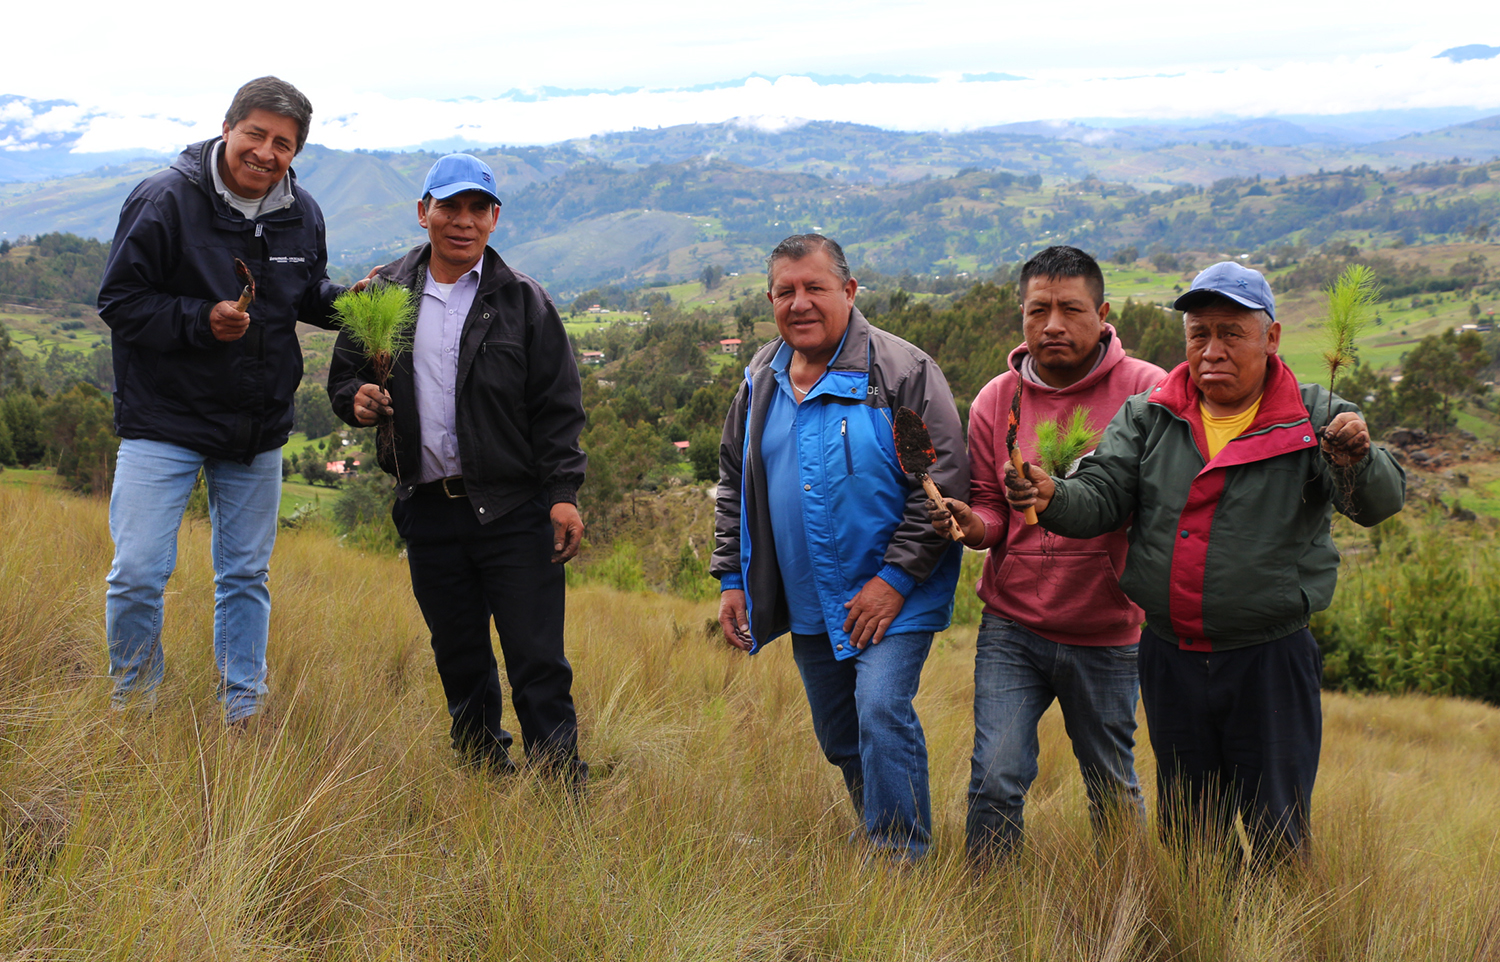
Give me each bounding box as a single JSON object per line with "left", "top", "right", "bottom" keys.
{"left": 1034, "top": 406, "right": 1101, "bottom": 477}
{"left": 333, "top": 282, "right": 418, "bottom": 365}
{"left": 1321, "top": 264, "right": 1380, "bottom": 389}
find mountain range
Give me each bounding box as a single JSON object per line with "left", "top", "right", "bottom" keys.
{"left": 3, "top": 111, "right": 1499, "bottom": 292}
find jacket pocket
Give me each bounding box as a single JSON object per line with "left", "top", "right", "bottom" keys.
{"left": 994, "top": 549, "right": 1137, "bottom": 636}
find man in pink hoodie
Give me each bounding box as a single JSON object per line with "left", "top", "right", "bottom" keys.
{"left": 931, "top": 246, "right": 1166, "bottom": 863}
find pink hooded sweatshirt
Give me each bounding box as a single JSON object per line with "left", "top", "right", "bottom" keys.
{"left": 966, "top": 326, "right": 1166, "bottom": 647}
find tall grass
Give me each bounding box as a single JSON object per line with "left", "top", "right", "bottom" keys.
{"left": 1, "top": 484, "right": 1498, "bottom": 958}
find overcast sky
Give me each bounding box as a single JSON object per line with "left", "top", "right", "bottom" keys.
{"left": 3, "top": 0, "right": 1498, "bottom": 151}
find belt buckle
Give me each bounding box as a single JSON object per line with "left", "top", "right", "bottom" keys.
{"left": 441, "top": 477, "right": 464, "bottom": 499}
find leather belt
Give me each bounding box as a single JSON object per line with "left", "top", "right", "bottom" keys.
{"left": 413, "top": 476, "right": 467, "bottom": 498}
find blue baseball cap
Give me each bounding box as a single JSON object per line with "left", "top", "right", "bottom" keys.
{"left": 422, "top": 154, "right": 502, "bottom": 206}
{"left": 1173, "top": 262, "right": 1275, "bottom": 320}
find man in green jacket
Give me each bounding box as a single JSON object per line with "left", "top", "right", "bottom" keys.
{"left": 1004, "top": 262, "right": 1405, "bottom": 862}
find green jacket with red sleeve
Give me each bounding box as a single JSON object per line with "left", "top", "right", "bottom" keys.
{"left": 1040, "top": 355, "right": 1405, "bottom": 651}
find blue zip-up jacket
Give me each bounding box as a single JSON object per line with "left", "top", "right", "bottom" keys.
{"left": 711, "top": 308, "right": 970, "bottom": 658}
{"left": 98, "top": 139, "right": 344, "bottom": 462}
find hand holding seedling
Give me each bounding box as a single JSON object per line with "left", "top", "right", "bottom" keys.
{"left": 1004, "top": 459, "right": 1055, "bottom": 516}
{"left": 843, "top": 576, "right": 904, "bottom": 648}
{"left": 1321, "top": 412, "right": 1370, "bottom": 466}
{"left": 927, "top": 497, "right": 985, "bottom": 547}
{"left": 209, "top": 300, "right": 251, "bottom": 342}
{"left": 352, "top": 382, "right": 393, "bottom": 426}
{"left": 718, "top": 589, "right": 753, "bottom": 652}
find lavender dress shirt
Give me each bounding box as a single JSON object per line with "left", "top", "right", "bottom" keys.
{"left": 411, "top": 261, "right": 481, "bottom": 484}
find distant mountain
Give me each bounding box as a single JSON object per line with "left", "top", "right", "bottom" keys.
{"left": 5, "top": 116, "right": 1500, "bottom": 293}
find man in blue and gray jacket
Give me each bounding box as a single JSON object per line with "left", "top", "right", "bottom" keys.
{"left": 712, "top": 234, "right": 968, "bottom": 859}
{"left": 98, "top": 77, "right": 346, "bottom": 725}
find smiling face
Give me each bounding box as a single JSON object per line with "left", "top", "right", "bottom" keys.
{"left": 767, "top": 247, "right": 858, "bottom": 367}
{"left": 218, "top": 108, "right": 299, "bottom": 199}
{"left": 417, "top": 191, "right": 500, "bottom": 282}
{"left": 1185, "top": 303, "right": 1281, "bottom": 416}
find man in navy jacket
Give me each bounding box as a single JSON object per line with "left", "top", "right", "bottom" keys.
{"left": 97, "top": 77, "right": 345, "bottom": 725}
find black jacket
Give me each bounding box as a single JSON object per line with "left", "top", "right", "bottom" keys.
{"left": 327, "top": 244, "right": 586, "bottom": 523}
{"left": 97, "top": 139, "right": 343, "bottom": 461}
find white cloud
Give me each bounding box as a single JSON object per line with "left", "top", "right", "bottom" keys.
{"left": 5, "top": 44, "right": 1499, "bottom": 156}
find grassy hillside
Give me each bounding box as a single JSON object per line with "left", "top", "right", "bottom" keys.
{"left": 3, "top": 486, "right": 1500, "bottom": 958}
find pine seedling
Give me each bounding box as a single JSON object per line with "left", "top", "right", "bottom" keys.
{"left": 332, "top": 281, "right": 418, "bottom": 473}
{"left": 332, "top": 282, "right": 418, "bottom": 388}
{"left": 1033, "top": 406, "right": 1100, "bottom": 478}
{"left": 1321, "top": 263, "right": 1380, "bottom": 407}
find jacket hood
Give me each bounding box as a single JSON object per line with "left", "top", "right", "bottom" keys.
{"left": 1005, "top": 323, "right": 1132, "bottom": 396}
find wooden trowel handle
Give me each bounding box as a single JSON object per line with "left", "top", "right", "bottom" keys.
{"left": 920, "top": 475, "right": 965, "bottom": 541}
{"left": 1009, "top": 449, "right": 1039, "bottom": 526}
{"left": 234, "top": 288, "right": 253, "bottom": 313}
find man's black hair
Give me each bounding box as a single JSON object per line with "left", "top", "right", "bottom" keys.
{"left": 224, "top": 76, "right": 314, "bottom": 154}
{"left": 1019, "top": 245, "right": 1106, "bottom": 308}
{"left": 767, "top": 233, "right": 851, "bottom": 287}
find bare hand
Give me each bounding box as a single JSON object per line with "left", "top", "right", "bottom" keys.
{"left": 352, "top": 383, "right": 393, "bottom": 426}
{"left": 1322, "top": 412, "right": 1371, "bottom": 466}
{"left": 842, "top": 576, "right": 905, "bottom": 649}
{"left": 1004, "top": 459, "right": 1055, "bottom": 516}
{"left": 209, "top": 301, "right": 250, "bottom": 342}
{"left": 349, "top": 265, "right": 382, "bottom": 294}
{"left": 550, "top": 502, "right": 584, "bottom": 563}
{"left": 719, "top": 589, "right": 752, "bottom": 651}
{"left": 928, "top": 497, "right": 985, "bottom": 547}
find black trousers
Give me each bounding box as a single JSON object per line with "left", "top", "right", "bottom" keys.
{"left": 1138, "top": 624, "right": 1322, "bottom": 862}
{"left": 394, "top": 493, "right": 580, "bottom": 769}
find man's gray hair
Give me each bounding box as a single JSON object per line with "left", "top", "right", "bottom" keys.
{"left": 767, "top": 233, "right": 851, "bottom": 288}
{"left": 1183, "top": 304, "right": 1274, "bottom": 333}
{"left": 225, "top": 77, "right": 314, "bottom": 154}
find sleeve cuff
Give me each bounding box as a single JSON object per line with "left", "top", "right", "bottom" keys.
{"left": 970, "top": 505, "right": 1005, "bottom": 550}
{"left": 718, "top": 572, "right": 744, "bottom": 592}
{"left": 876, "top": 563, "right": 917, "bottom": 598}
{"left": 546, "top": 485, "right": 578, "bottom": 506}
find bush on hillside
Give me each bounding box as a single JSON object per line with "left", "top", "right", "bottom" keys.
{"left": 1314, "top": 515, "right": 1500, "bottom": 704}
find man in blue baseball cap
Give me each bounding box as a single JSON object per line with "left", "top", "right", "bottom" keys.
{"left": 327, "top": 154, "right": 588, "bottom": 787}
{"left": 1002, "top": 261, "right": 1405, "bottom": 865}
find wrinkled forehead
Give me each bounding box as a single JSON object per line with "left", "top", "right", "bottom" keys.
{"left": 1185, "top": 301, "right": 1265, "bottom": 331}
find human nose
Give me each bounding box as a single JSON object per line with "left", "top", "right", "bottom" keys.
{"left": 1202, "top": 335, "right": 1227, "bottom": 360}
{"left": 1042, "top": 306, "right": 1067, "bottom": 334}
{"left": 790, "top": 286, "right": 813, "bottom": 313}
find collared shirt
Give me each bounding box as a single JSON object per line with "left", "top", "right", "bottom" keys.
{"left": 762, "top": 341, "right": 830, "bottom": 633}
{"left": 412, "top": 261, "right": 482, "bottom": 483}
{"left": 208, "top": 141, "right": 295, "bottom": 221}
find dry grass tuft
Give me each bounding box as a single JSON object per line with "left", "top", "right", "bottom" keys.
{"left": 0, "top": 484, "right": 1497, "bottom": 958}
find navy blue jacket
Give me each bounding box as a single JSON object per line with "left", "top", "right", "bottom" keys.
{"left": 98, "top": 139, "right": 343, "bottom": 462}
{"left": 326, "top": 244, "right": 587, "bottom": 523}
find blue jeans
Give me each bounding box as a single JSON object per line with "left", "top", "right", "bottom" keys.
{"left": 968, "top": 613, "right": 1144, "bottom": 860}
{"left": 105, "top": 438, "right": 282, "bottom": 723}
{"left": 790, "top": 630, "right": 934, "bottom": 859}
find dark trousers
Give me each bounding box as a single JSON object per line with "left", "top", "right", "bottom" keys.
{"left": 1138, "top": 624, "right": 1322, "bottom": 862}
{"left": 394, "top": 493, "right": 581, "bottom": 771}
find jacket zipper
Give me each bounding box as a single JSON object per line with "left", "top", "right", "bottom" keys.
{"left": 841, "top": 418, "right": 852, "bottom": 473}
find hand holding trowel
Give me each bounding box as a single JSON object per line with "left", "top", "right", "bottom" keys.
{"left": 894, "top": 406, "right": 964, "bottom": 541}
{"left": 208, "top": 257, "right": 256, "bottom": 343}
{"left": 1006, "top": 385, "right": 1039, "bottom": 526}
